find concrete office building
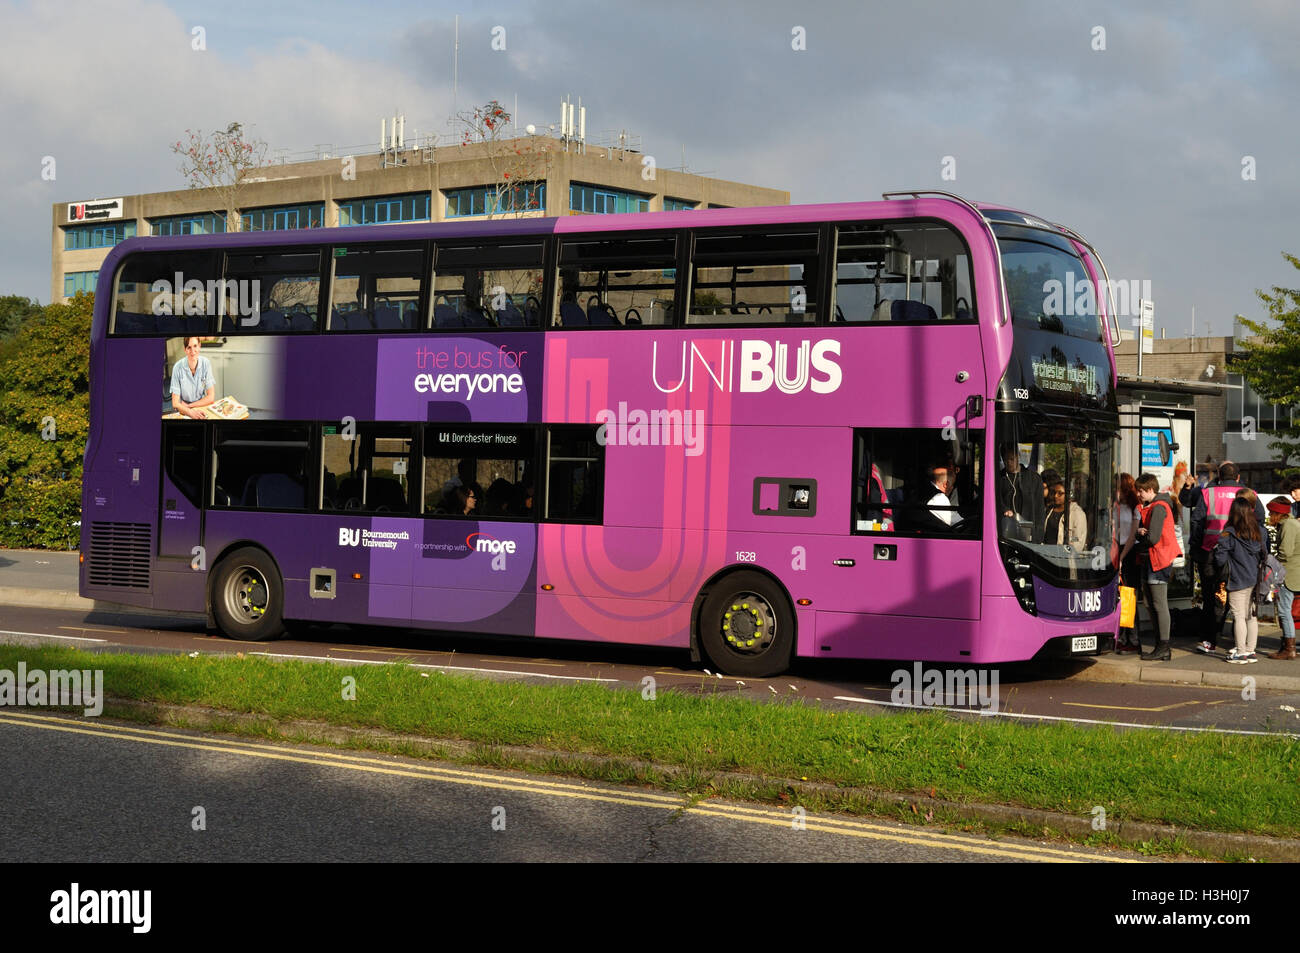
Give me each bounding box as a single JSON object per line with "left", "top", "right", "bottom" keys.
{"left": 52, "top": 131, "right": 789, "bottom": 304}
{"left": 1115, "top": 327, "right": 1296, "bottom": 489}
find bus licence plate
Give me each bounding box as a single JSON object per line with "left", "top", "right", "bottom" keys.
{"left": 1071, "top": 636, "right": 1097, "bottom": 653}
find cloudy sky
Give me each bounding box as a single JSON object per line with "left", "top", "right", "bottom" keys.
{"left": 2, "top": 0, "right": 1296, "bottom": 334}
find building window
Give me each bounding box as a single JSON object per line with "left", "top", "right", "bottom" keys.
{"left": 569, "top": 183, "right": 650, "bottom": 215}
{"left": 150, "top": 213, "right": 227, "bottom": 237}
{"left": 663, "top": 198, "right": 696, "bottom": 212}
{"left": 1226, "top": 367, "right": 1292, "bottom": 433}
{"left": 445, "top": 183, "right": 546, "bottom": 218}
{"left": 338, "top": 193, "right": 430, "bottom": 227}
{"left": 63, "top": 271, "right": 98, "bottom": 296}
{"left": 242, "top": 203, "right": 325, "bottom": 232}
{"left": 64, "top": 221, "right": 136, "bottom": 250}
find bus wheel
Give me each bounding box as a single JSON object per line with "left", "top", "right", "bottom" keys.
{"left": 698, "top": 571, "right": 794, "bottom": 678}
{"left": 212, "top": 547, "right": 285, "bottom": 642}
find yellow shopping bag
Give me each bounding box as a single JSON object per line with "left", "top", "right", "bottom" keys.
{"left": 1119, "top": 585, "right": 1137, "bottom": 629}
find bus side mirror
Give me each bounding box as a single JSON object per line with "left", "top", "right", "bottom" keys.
{"left": 1157, "top": 431, "right": 1179, "bottom": 467}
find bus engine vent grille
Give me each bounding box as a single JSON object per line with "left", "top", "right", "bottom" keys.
{"left": 86, "top": 522, "right": 151, "bottom": 589}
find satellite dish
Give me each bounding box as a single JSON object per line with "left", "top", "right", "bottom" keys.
{"left": 1157, "top": 431, "right": 1179, "bottom": 467}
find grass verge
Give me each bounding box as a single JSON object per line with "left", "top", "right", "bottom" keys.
{"left": 2, "top": 643, "right": 1297, "bottom": 841}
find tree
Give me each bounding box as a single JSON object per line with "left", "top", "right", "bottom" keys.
{"left": 455, "top": 100, "right": 552, "bottom": 219}
{"left": 1235, "top": 252, "right": 1300, "bottom": 465}
{"left": 171, "top": 122, "right": 268, "bottom": 233}
{"left": 0, "top": 293, "right": 92, "bottom": 549}
{"left": 0, "top": 295, "right": 41, "bottom": 339}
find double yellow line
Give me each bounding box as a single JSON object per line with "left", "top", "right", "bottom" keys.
{"left": 0, "top": 711, "right": 1136, "bottom": 863}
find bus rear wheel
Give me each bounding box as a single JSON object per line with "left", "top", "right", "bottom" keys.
{"left": 698, "top": 571, "right": 794, "bottom": 678}
{"left": 212, "top": 547, "right": 285, "bottom": 642}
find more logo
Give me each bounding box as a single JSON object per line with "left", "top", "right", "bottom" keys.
{"left": 466, "top": 532, "right": 517, "bottom": 554}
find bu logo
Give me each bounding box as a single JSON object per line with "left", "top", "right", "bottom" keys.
{"left": 1068, "top": 590, "right": 1101, "bottom": 613}
{"left": 338, "top": 527, "right": 360, "bottom": 547}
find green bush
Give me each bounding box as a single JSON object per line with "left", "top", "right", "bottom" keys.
{"left": 0, "top": 293, "right": 92, "bottom": 549}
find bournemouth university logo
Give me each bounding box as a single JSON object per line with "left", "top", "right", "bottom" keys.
{"left": 337, "top": 527, "right": 409, "bottom": 550}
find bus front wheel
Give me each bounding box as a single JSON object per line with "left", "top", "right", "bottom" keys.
{"left": 698, "top": 571, "right": 794, "bottom": 678}
{"left": 212, "top": 547, "right": 285, "bottom": 642}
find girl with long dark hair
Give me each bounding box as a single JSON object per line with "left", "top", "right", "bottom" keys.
{"left": 1213, "top": 496, "right": 1264, "bottom": 663}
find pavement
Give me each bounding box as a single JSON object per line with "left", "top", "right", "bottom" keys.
{"left": 0, "top": 548, "right": 94, "bottom": 611}
{"left": 4, "top": 547, "right": 1300, "bottom": 690}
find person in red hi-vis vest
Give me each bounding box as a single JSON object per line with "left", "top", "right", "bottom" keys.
{"left": 1189, "top": 461, "right": 1265, "bottom": 653}
{"left": 1134, "top": 473, "right": 1181, "bottom": 661}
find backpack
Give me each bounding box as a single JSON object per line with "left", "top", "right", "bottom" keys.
{"left": 1258, "top": 548, "right": 1285, "bottom": 601}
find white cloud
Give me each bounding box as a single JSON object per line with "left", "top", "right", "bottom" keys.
{"left": 1, "top": 0, "right": 1296, "bottom": 332}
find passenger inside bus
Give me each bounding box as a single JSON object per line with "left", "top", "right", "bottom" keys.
{"left": 484, "top": 478, "right": 515, "bottom": 517}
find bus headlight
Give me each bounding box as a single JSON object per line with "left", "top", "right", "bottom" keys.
{"left": 1006, "top": 558, "right": 1037, "bottom": 615}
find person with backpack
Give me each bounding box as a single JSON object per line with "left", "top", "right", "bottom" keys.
{"left": 1134, "top": 473, "right": 1180, "bottom": 661}
{"left": 1267, "top": 497, "right": 1300, "bottom": 660}
{"left": 1212, "top": 496, "right": 1266, "bottom": 663}
{"left": 1190, "top": 461, "right": 1266, "bottom": 653}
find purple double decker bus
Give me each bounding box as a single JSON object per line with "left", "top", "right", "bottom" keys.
{"left": 81, "top": 190, "right": 1121, "bottom": 676}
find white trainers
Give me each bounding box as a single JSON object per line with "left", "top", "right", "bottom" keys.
{"left": 1226, "top": 649, "right": 1249, "bottom": 664}
{"left": 1196, "top": 641, "right": 1216, "bottom": 655}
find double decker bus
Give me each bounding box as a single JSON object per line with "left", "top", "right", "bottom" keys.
{"left": 81, "top": 190, "right": 1121, "bottom": 676}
